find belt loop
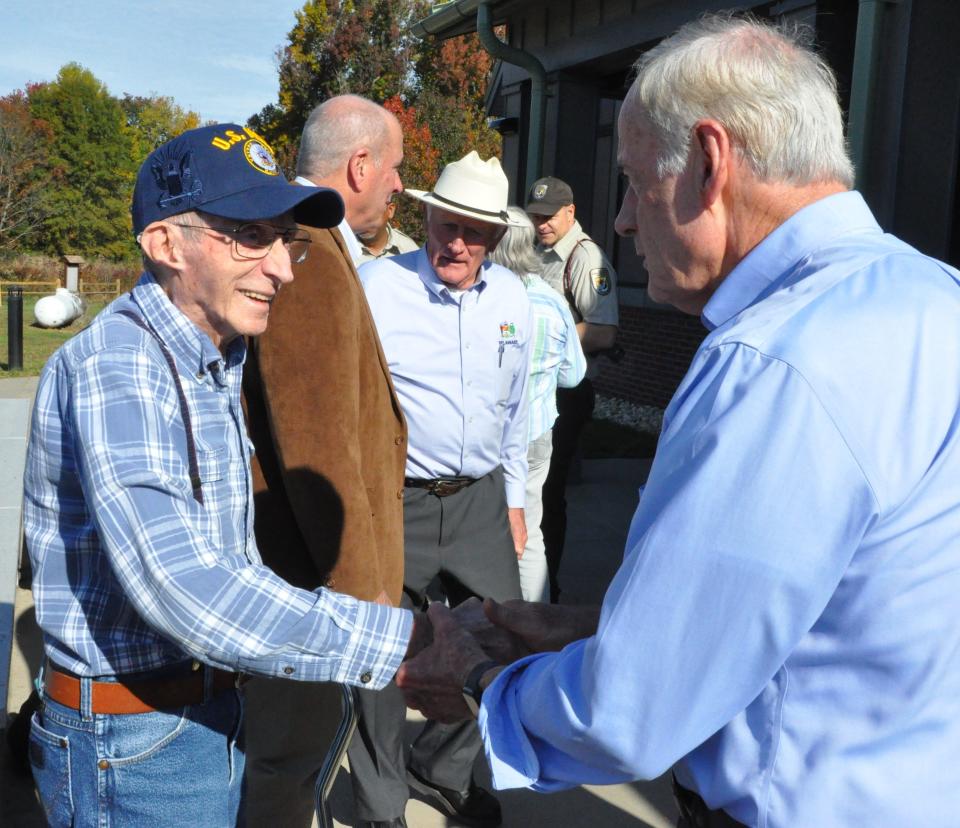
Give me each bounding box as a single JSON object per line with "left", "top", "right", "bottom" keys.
{"left": 79, "top": 675, "right": 94, "bottom": 721}
{"left": 202, "top": 662, "right": 214, "bottom": 704}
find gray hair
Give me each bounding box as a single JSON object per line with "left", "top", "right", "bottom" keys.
{"left": 297, "top": 95, "right": 395, "bottom": 179}
{"left": 628, "top": 13, "right": 854, "bottom": 188}
{"left": 488, "top": 207, "right": 542, "bottom": 279}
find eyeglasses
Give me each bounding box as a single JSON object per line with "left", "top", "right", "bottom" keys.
{"left": 169, "top": 222, "right": 312, "bottom": 264}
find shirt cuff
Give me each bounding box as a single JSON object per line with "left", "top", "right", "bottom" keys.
{"left": 478, "top": 653, "right": 551, "bottom": 790}
{"left": 505, "top": 478, "right": 526, "bottom": 509}
{"left": 322, "top": 594, "right": 412, "bottom": 689}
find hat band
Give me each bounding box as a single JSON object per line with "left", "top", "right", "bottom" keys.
{"left": 430, "top": 190, "right": 508, "bottom": 223}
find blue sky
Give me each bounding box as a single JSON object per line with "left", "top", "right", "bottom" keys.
{"left": 2, "top": 0, "right": 310, "bottom": 124}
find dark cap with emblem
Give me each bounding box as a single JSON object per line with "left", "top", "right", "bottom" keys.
{"left": 525, "top": 176, "right": 575, "bottom": 214}
{"left": 131, "top": 123, "right": 344, "bottom": 235}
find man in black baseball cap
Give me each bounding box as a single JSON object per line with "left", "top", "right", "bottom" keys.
{"left": 23, "top": 124, "right": 427, "bottom": 825}
{"left": 525, "top": 175, "right": 620, "bottom": 603}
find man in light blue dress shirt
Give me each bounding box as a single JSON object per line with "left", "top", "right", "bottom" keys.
{"left": 396, "top": 15, "right": 960, "bottom": 828}
{"left": 360, "top": 152, "right": 532, "bottom": 826}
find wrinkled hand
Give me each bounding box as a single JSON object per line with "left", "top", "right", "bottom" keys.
{"left": 507, "top": 507, "right": 527, "bottom": 559}
{"left": 483, "top": 598, "right": 602, "bottom": 655}
{"left": 404, "top": 610, "right": 434, "bottom": 660}
{"left": 396, "top": 603, "right": 490, "bottom": 723}
{"left": 452, "top": 597, "right": 533, "bottom": 665}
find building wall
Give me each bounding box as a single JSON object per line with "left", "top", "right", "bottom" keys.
{"left": 483, "top": 0, "right": 960, "bottom": 408}
{"left": 593, "top": 305, "right": 707, "bottom": 408}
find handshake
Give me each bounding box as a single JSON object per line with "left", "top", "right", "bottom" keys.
{"left": 398, "top": 597, "right": 600, "bottom": 723}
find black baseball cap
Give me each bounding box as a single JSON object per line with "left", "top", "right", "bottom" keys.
{"left": 525, "top": 176, "right": 574, "bottom": 214}
{"left": 131, "top": 123, "right": 344, "bottom": 235}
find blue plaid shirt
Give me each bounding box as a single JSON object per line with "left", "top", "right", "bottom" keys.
{"left": 24, "top": 273, "right": 411, "bottom": 686}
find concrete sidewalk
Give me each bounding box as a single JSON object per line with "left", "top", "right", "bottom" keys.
{"left": 1, "top": 366, "right": 673, "bottom": 825}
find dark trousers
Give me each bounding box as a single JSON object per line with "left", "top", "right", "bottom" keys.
{"left": 673, "top": 776, "right": 747, "bottom": 828}
{"left": 541, "top": 378, "right": 595, "bottom": 602}
{"left": 346, "top": 468, "right": 522, "bottom": 820}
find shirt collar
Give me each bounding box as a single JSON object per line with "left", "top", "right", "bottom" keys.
{"left": 359, "top": 225, "right": 399, "bottom": 259}
{"left": 129, "top": 272, "right": 244, "bottom": 382}
{"left": 294, "top": 175, "right": 362, "bottom": 265}
{"left": 701, "top": 191, "right": 881, "bottom": 331}
{"left": 543, "top": 219, "right": 583, "bottom": 260}
{"left": 416, "top": 247, "right": 489, "bottom": 300}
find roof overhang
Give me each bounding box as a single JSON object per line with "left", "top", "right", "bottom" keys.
{"left": 410, "top": 0, "right": 514, "bottom": 40}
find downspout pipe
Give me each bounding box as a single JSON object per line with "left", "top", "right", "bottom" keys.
{"left": 847, "top": 0, "right": 892, "bottom": 192}
{"left": 476, "top": 2, "right": 546, "bottom": 194}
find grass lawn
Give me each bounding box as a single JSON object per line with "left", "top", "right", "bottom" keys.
{"left": 0, "top": 296, "right": 110, "bottom": 376}
{"left": 581, "top": 417, "right": 658, "bottom": 459}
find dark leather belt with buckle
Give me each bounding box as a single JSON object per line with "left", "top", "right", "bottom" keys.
{"left": 44, "top": 662, "right": 244, "bottom": 715}
{"left": 404, "top": 476, "right": 477, "bottom": 497}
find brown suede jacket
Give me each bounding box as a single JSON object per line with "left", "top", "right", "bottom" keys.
{"left": 243, "top": 226, "right": 407, "bottom": 605}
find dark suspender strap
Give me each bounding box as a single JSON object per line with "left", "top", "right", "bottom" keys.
{"left": 562, "top": 238, "right": 593, "bottom": 323}
{"left": 115, "top": 308, "right": 204, "bottom": 505}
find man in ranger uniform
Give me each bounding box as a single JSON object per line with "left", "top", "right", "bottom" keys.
{"left": 526, "top": 177, "right": 619, "bottom": 603}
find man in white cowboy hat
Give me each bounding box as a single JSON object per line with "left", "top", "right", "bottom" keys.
{"left": 357, "top": 151, "right": 533, "bottom": 826}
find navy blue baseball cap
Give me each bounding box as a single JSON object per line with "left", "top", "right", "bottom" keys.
{"left": 131, "top": 123, "right": 343, "bottom": 235}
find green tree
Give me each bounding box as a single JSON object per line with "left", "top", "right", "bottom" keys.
{"left": 251, "top": 1, "right": 501, "bottom": 198}
{"left": 121, "top": 94, "right": 201, "bottom": 159}
{"left": 29, "top": 64, "right": 139, "bottom": 259}
{"left": 0, "top": 90, "right": 52, "bottom": 251}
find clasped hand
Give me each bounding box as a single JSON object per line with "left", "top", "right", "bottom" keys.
{"left": 397, "top": 597, "right": 600, "bottom": 723}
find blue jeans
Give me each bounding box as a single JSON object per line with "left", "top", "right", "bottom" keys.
{"left": 29, "top": 668, "right": 244, "bottom": 827}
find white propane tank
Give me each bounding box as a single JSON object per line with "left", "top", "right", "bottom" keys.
{"left": 34, "top": 288, "right": 85, "bottom": 328}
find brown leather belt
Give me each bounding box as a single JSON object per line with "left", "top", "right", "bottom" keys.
{"left": 44, "top": 663, "right": 243, "bottom": 715}
{"left": 404, "top": 476, "right": 477, "bottom": 497}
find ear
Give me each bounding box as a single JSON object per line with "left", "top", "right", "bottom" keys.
{"left": 138, "top": 222, "right": 184, "bottom": 271}
{"left": 346, "top": 147, "right": 372, "bottom": 193}
{"left": 691, "top": 119, "right": 731, "bottom": 209}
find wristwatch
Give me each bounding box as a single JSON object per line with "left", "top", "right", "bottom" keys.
{"left": 461, "top": 660, "right": 499, "bottom": 718}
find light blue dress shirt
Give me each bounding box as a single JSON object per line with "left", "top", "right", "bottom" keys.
{"left": 479, "top": 192, "right": 960, "bottom": 827}
{"left": 24, "top": 274, "right": 410, "bottom": 687}
{"left": 360, "top": 248, "right": 532, "bottom": 507}
{"left": 524, "top": 275, "right": 586, "bottom": 442}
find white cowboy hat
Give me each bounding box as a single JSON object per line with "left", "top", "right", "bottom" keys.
{"left": 406, "top": 151, "right": 522, "bottom": 227}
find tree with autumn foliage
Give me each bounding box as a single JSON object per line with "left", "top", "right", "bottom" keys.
{"left": 250, "top": 0, "right": 502, "bottom": 232}
{"left": 0, "top": 66, "right": 203, "bottom": 260}
{"left": 250, "top": 0, "right": 429, "bottom": 172}
{"left": 27, "top": 64, "right": 140, "bottom": 259}
{"left": 121, "top": 94, "right": 201, "bottom": 161}
{"left": 0, "top": 90, "right": 52, "bottom": 250}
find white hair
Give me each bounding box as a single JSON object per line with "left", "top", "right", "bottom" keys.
{"left": 488, "top": 207, "right": 542, "bottom": 279}
{"left": 297, "top": 95, "right": 395, "bottom": 179}
{"left": 628, "top": 13, "right": 854, "bottom": 188}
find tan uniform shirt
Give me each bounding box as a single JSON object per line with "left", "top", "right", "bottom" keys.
{"left": 538, "top": 221, "right": 618, "bottom": 377}
{"left": 538, "top": 220, "right": 619, "bottom": 326}
{"left": 357, "top": 223, "right": 420, "bottom": 264}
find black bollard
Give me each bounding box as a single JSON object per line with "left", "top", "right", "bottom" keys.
{"left": 7, "top": 285, "right": 23, "bottom": 371}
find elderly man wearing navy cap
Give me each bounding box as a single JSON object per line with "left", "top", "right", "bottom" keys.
{"left": 22, "top": 124, "right": 431, "bottom": 826}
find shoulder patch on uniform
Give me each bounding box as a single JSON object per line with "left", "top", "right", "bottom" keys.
{"left": 590, "top": 268, "right": 611, "bottom": 296}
